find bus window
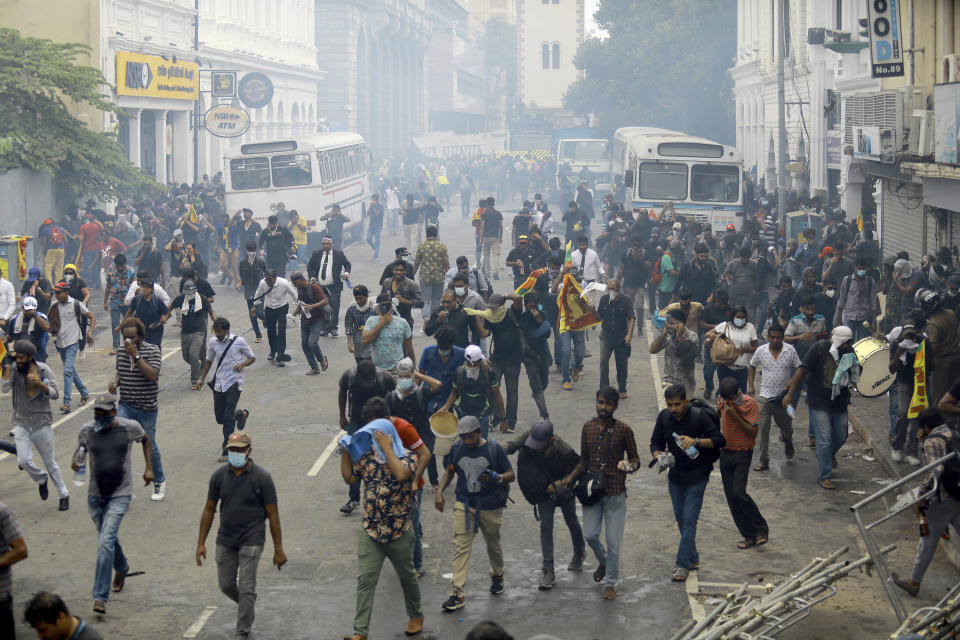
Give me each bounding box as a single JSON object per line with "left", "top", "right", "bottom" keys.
{"left": 639, "top": 162, "right": 687, "bottom": 200}
{"left": 691, "top": 165, "right": 739, "bottom": 203}
{"left": 558, "top": 140, "right": 608, "bottom": 162}
{"left": 230, "top": 157, "right": 271, "bottom": 191}
{"left": 271, "top": 154, "right": 312, "bottom": 187}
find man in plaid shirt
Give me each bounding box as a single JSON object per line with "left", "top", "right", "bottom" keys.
{"left": 561, "top": 386, "right": 640, "bottom": 601}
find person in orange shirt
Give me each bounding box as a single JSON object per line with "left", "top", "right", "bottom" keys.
{"left": 716, "top": 377, "right": 768, "bottom": 549}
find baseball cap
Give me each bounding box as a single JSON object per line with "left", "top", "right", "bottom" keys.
{"left": 725, "top": 223, "right": 736, "bottom": 231}
{"left": 27, "top": 267, "right": 40, "bottom": 281}
{"left": 173, "top": 228, "right": 183, "bottom": 237}
{"left": 457, "top": 415, "right": 482, "bottom": 435}
{"left": 54, "top": 281, "right": 70, "bottom": 292}
{"left": 183, "top": 280, "right": 197, "bottom": 294}
{"left": 93, "top": 393, "right": 118, "bottom": 410}
{"left": 226, "top": 432, "right": 252, "bottom": 449}
{"left": 518, "top": 235, "right": 528, "bottom": 242}
{"left": 395, "top": 247, "right": 410, "bottom": 256}
{"left": 21, "top": 296, "right": 37, "bottom": 310}
{"left": 486, "top": 294, "right": 506, "bottom": 309}
{"left": 464, "top": 344, "right": 483, "bottom": 364}
{"left": 525, "top": 420, "right": 553, "bottom": 451}
{"left": 819, "top": 246, "right": 834, "bottom": 259}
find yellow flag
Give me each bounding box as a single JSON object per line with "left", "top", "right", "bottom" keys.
{"left": 557, "top": 274, "right": 600, "bottom": 334}
{"left": 857, "top": 209, "right": 864, "bottom": 232}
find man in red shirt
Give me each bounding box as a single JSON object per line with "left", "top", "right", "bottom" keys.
{"left": 717, "top": 377, "right": 768, "bottom": 549}
{"left": 78, "top": 214, "right": 104, "bottom": 287}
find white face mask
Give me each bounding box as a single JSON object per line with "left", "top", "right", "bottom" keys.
{"left": 397, "top": 377, "right": 415, "bottom": 391}
{"left": 64, "top": 274, "right": 74, "bottom": 283}
{"left": 454, "top": 286, "right": 466, "bottom": 297}
{"left": 609, "top": 291, "right": 619, "bottom": 300}
{"left": 465, "top": 364, "right": 481, "bottom": 379}
{"left": 246, "top": 251, "right": 256, "bottom": 260}
{"left": 733, "top": 317, "right": 746, "bottom": 328}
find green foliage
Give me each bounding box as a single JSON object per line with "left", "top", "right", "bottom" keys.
{"left": 0, "top": 28, "right": 163, "bottom": 205}
{"left": 565, "top": 0, "right": 736, "bottom": 143}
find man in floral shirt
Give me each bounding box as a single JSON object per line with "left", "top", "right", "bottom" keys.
{"left": 340, "top": 421, "right": 423, "bottom": 640}
{"left": 413, "top": 224, "right": 449, "bottom": 321}
{"left": 102, "top": 254, "right": 136, "bottom": 355}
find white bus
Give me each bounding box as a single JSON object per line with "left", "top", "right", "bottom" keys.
{"left": 611, "top": 127, "right": 744, "bottom": 230}
{"left": 223, "top": 132, "right": 371, "bottom": 235}
{"left": 555, "top": 138, "right": 610, "bottom": 192}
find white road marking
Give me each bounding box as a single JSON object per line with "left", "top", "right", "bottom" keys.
{"left": 0, "top": 348, "right": 180, "bottom": 463}
{"left": 685, "top": 568, "right": 706, "bottom": 621}
{"left": 307, "top": 429, "right": 346, "bottom": 476}
{"left": 645, "top": 316, "right": 667, "bottom": 411}
{"left": 183, "top": 605, "right": 218, "bottom": 638}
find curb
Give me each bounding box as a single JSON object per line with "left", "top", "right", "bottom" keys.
{"left": 849, "top": 407, "right": 960, "bottom": 570}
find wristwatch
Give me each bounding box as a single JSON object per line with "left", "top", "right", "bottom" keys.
{"left": 134, "top": 354, "right": 141, "bottom": 362}
{"left": 695, "top": 437, "right": 701, "bottom": 446}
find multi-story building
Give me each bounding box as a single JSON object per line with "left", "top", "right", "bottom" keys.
{"left": 516, "top": 0, "right": 584, "bottom": 120}
{"left": 468, "top": 0, "right": 515, "bottom": 24}
{"left": 426, "top": 0, "right": 486, "bottom": 134}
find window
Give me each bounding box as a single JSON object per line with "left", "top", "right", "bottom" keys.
{"left": 639, "top": 162, "right": 688, "bottom": 200}
{"left": 541, "top": 44, "right": 550, "bottom": 69}
{"left": 691, "top": 165, "right": 740, "bottom": 203}
{"left": 271, "top": 153, "right": 312, "bottom": 187}
{"left": 557, "top": 140, "right": 608, "bottom": 162}
{"left": 230, "top": 157, "right": 270, "bottom": 190}
{"left": 552, "top": 44, "right": 560, "bottom": 69}
{"left": 658, "top": 142, "right": 724, "bottom": 158}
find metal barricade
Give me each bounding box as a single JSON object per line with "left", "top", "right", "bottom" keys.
{"left": 849, "top": 451, "right": 958, "bottom": 623}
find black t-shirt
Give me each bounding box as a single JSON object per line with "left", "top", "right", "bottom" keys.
{"left": 802, "top": 339, "right": 851, "bottom": 412}
{"left": 598, "top": 293, "right": 635, "bottom": 342}
{"left": 137, "top": 248, "right": 164, "bottom": 281}
{"left": 485, "top": 306, "right": 523, "bottom": 364}
{"left": 513, "top": 213, "right": 530, "bottom": 238}
{"left": 66, "top": 277, "right": 88, "bottom": 302}
{"left": 890, "top": 337, "right": 932, "bottom": 385}
{"left": 367, "top": 203, "right": 384, "bottom": 230}
{"left": 422, "top": 203, "right": 442, "bottom": 224}
{"left": 170, "top": 294, "right": 211, "bottom": 334}
{"left": 701, "top": 303, "right": 730, "bottom": 329}
{"left": 207, "top": 462, "right": 278, "bottom": 548}
{"left": 563, "top": 209, "right": 586, "bottom": 237}
{"left": 169, "top": 246, "right": 186, "bottom": 277}
{"left": 338, "top": 368, "right": 396, "bottom": 423}
{"left": 620, "top": 250, "right": 649, "bottom": 289}
{"left": 21, "top": 278, "right": 53, "bottom": 314}
{"left": 481, "top": 208, "right": 503, "bottom": 239}
{"left": 506, "top": 246, "right": 537, "bottom": 280}
{"left": 401, "top": 204, "right": 422, "bottom": 226}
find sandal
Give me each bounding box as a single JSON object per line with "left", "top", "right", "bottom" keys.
{"left": 108, "top": 349, "right": 117, "bottom": 355}
{"left": 737, "top": 538, "right": 757, "bottom": 549}
{"left": 112, "top": 570, "right": 127, "bottom": 592}
{"left": 320, "top": 356, "right": 329, "bottom": 372}
{"left": 60, "top": 404, "right": 71, "bottom": 413}
{"left": 305, "top": 369, "right": 322, "bottom": 375}
{"left": 235, "top": 409, "right": 249, "bottom": 432}
{"left": 672, "top": 567, "right": 688, "bottom": 582}
{"left": 818, "top": 479, "right": 835, "bottom": 490}
{"left": 753, "top": 462, "right": 769, "bottom": 471}
{"left": 255, "top": 337, "right": 262, "bottom": 343}
{"left": 78, "top": 396, "right": 89, "bottom": 407}
{"left": 755, "top": 533, "right": 769, "bottom": 546}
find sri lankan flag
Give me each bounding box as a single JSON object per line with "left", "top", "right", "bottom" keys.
{"left": 564, "top": 240, "right": 573, "bottom": 267}
{"left": 856, "top": 209, "right": 864, "bottom": 232}
{"left": 557, "top": 273, "right": 600, "bottom": 334}
{"left": 181, "top": 204, "right": 200, "bottom": 228}
{"left": 514, "top": 268, "right": 546, "bottom": 297}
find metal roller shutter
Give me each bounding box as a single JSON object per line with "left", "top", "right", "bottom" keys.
{"left": 880, "top": 180, "right": 924, "bottom": 263}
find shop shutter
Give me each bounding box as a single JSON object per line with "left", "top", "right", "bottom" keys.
{"left": 880, "top": 180, "right": 924, "bottom": 263}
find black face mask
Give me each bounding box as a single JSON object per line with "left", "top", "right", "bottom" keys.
{"left": 379, "top": 304, "right": 392, "bottom": 315}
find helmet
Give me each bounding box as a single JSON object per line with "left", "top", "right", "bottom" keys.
{"left": 915, "top": 288, "right": 942, "bottom": 313}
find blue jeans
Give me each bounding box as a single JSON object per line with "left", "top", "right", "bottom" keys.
{"left": 558, "top": 330, "right": 586, "bottom": 383}
{"left": 581, "top": 492, "right": 626, "bottom": 587}
{"left": 888, "top": 387, "right": 899, "bottom": 439}
{"left": 667, "top": 478, "right": 708, "bottom": 570}
{"left": 117, "top": 403, "right": 164, "bottom": 484}
{"left": 755, "top": 289, "right": 770, "bottom": 327}
{"left": 88, "top": 495, "right": 131, "bottom": 602}
{"left": 109, "top": 299, "right": 128, "bottom": 349}
{"left": 808, "top": 408, "right": 848, "bottom": 481}
{"left": 300, "top": 322, "right": 326, "bottom": 370}
{"left": 421, "top": 282, "right": 444, "bottom": 319}
{"left": 844, "top": 319, "right": 872, "bottom": 342}
{"left": 57, "top": 342, "right": 88, "bottom": 406}
{"left": 82, "top": 249, "right": 100, "bottom": 287}
{"left": 412, "top": 487, "right": 424, "bottom": 571}
{"left": 702, "top": 346, "right": 717, "bottom": 395}
{"left": 365, "top": 225, "right": 382, "bottom": 258}
{"left": 717, "top": 365, "right": 748, "bottom": 393}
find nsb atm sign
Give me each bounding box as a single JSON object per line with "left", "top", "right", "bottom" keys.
{"left": 866, "top": 0, "right": 905, "bottom": 78}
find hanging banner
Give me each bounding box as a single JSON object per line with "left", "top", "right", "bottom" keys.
{"left": 116, "top": 51, "right": 199, "bottom": 100}
{"left": 866, "top": 0, "right": 905, "bottom": 78}
{"left": 204, "top": 105, "right": 251, "bottom": 138}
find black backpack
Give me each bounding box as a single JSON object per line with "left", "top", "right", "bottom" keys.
{"left": 686, "top": 399, "right": 721, "bottom": 464}
{"left": 928, "top": 429, "right": 960, "bottom": 501}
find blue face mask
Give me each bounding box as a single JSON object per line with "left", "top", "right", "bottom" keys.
{"left": 856, "top": 269, "right": 867, "bottom": 277}
{"left": 537, "top": 304, "right": 543, "bottom": 311}
{"left": 227, "top": 451, "right": 247, "bottom": 468}
{"left": 93, "top": 415, "right": 113, "bottom": 432}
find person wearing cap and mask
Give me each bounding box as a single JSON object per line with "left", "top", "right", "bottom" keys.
{"left": 439, "top": 345, "right": 506, "bottom": 439}
{"left": 164, "top": 229, "right": 187, "bottom": 290}
{"left": 505, "top": 235, "right": 539, "bottom": 290}
{"left": 60, "top": 264, "right": 91, "bottom": 306}
{"left": 2, "top": 340, "right": 67, "bottom": 510}
{"left": 7, "top": 296, "right": 51, "bottom": 362}
{"left": 886, "top": 315, "right": 933, "bottom": 466}
{"left": 387, "top": 357, "right": 443, "bottom": 486}
{"left": 21, "top": 266, "right": 53, "bottom": 315}
{"left": 337, "top": 360, "right": 397, "bottom": 514}
{"left": 197, "top": 431, "right": 285, "bottom": 638}
{"left": 73, "top": 393, "right": 154, "bottom": 615}
{"left": 783, "top": 325, "right": 859, "bottom": 490}
{"left": 435, "top": 415, "right": 515, "bottom": 611}
{"left": 413, "top": 224, "right": 450, "bottom": 319}
{"left": 363, "top": 292, "right": 415, "bottom": 372}
{"left": 504, "top": 420, "right": 584, "bottom": 591}
{"left": 171, "top": 279, "right": 215, "bottom": 385}
{"left": 380, "top": 247, "right": 415, "bottom": 285}
{"left": 307, "top": 235, "right": 351, "bottom": 336}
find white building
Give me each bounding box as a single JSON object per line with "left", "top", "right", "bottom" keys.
{"left": 516, "top": 0, "right": 583, "bottom": 117}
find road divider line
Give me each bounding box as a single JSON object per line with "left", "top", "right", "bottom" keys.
{"left": 0, "top": 348, "right": 181, "bottom": 463}
{"left": 644, "top": 316, "right": 667, "bottom": 411}
{"left": 308, "top": 429, "right": 346, "bottom": 476}
{"left": 183, "top": 605, "right": 218, "bottom": 638}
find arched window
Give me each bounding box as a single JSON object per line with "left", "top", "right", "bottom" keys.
{"left": 552, "top": 43, "right": 560, "bottom": 69}
{"left": 541, "top": 44, "right": 550, "bottom": 69}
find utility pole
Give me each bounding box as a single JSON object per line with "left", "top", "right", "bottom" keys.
{"left": 776, "top": 0, "right": 788, "bottom": 235}
{"left": 192, "top": 0, "right": 200, "bottom": 185}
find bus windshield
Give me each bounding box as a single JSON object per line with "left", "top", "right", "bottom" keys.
{"left": 639, "top": 162, "right": 687, "bottom": 200}
{"left": 271, "top": 153, "right": 312, "bottom": 187}
{"left": 558, "top": 140, "right": 608, "bottom": 163}
{"left": 691, "top": 165, "right": 739, "bottom": 203}
{"left": 230, "top": 157, "right": 270, "bottom": 191}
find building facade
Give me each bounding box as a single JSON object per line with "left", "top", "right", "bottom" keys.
{"left": 516, "top": 0, "right": 583, "bottom": 116}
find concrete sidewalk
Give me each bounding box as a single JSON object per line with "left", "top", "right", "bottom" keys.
{"left": 847, "top": 389, "right": 960, "bottom": 569}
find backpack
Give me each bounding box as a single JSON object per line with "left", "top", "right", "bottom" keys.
{"left": 447, "top": 440, "right": 510, "bottom": 508}
{"left": 686, "top": 399, "right": 721, "bottom": 464}
{"left": 928, "top": 429, "right": 960, "bottom": 501}
{"left": 48, "top": 225, "right": 63, "bottom": 245}
{"left": 651, "top": 254, "right": 665, "bottom": 287}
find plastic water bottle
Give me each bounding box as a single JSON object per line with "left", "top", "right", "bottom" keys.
{"left": 672, "top": 432, "right": 699, "bottom": 460}
{"left": 73, "top": 446, "right": 86, "bottom": 487}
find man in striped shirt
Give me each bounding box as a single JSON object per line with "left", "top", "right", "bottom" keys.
{"left": 717, "top": 377, "right": 768, "bottom": 549}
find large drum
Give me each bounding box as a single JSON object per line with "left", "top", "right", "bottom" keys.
{"left": 853, "top": 337, "right": 894, "bottom": 397}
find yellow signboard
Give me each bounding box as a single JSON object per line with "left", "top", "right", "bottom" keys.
{"left": 116, "top": 51, "right": 199, "bottom": 101}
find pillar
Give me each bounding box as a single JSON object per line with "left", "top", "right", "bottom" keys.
{"left": 127, "top": 108, "right": 142, "bottom": 167}
{"left": 154, "top": 109, "right": 168, "bottom": 185}
{"left": 170, "top": 110, "right": 191, "bottom": 185}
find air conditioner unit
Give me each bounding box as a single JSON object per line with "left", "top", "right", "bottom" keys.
{"left": 844, "top": 91, "right": 902, "bottom": 150}
{"left": 900, "top": 86, "right": 930, "bottom": 152}
{"left": 941, "top": 54, "right": 960, "bottom": 83}
{"left": 908, "top": 109, "right": 935, "bottom": 156}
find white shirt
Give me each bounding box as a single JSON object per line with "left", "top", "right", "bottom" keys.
{"left": 317, "top": 250, "right": 335, "bottom": 286}
{"left": 749, "top": 342, "right": 802, "bottom": 399}
{"left": 385, "top": 189, "right": 400, "bottom": 210}
{"left": 714, "top": 321, "right": 759, "bottom": 368}
{"left": 571, "top": 248, "right": 604, "bottom": 282}
{"left": 0, "top": 278, "right": 15, "bottom": 320}
{"left": 253, "top": 277, "right": 298, "bottom": 309}
{"left": 53, "top": 296, "right": 89, "bottom": 348}
{"left": 206, "top": 333, "right": 256, "bottom": 392}
{"left": 124, "top": 281, "right": 171, "bottom": 306}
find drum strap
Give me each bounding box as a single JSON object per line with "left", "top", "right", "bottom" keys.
{"left": 908, "top": 342, "right": 929, "bottom": 419}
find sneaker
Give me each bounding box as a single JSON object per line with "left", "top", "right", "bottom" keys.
{"left": 562, "top": 381, "right": 573, "bottom": 391}
{"left": 152, "top": 482, "right": 166, "bottom": 501}
{"left": 603, "top": 586, "right": 617, "bottom": 600}
{"left": 267, "top": 353, "right": 275, "bottom": 361}
{"left": 784, "top": 440, "right": 795, "bottom": 460}
{"left": 490, "top": 574, "right": 504, "bottom": 595}
{"left": 340, "top": 499, "right": 359, "bottom": 515}
{"left": 891, "top": 449, "right": 904, "bottom": 462}
{"left": 906, "top": 455, "right": 921, "bottom": 466}
{"left": 59, "top": 497, "right": 70, "bottom": 511}
{"left": 571, "top": 368, "right": 580, "bottom": 382}
{"left": 330, "top": 330, "right": 339, "bottom": 337}
{"left": 568, "top": 550, "right": 586, "bottom": 571}
{"left": 39, "top": 481, "right": 49, "bottom": 501}
{"left": 276, "top": 360, "right": 285, "bottom": 367}
{"left": 593, "top": 564, "right": 606, "bottom": 582}
{"left": 441, "top": 595, "right": 465, "bottom": 611}
{"left": 704, "top": 389, "right": 713, "bottom": 401}
{"left": 538, "top": 569, "right": 556, "bottom": 590}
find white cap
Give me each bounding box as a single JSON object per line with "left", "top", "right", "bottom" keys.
{"left": 21, "top": 296, "right": 37, "bottom": 310}
{"left": 673, "top": 222, "right": 682, "bottom": 230}
{"left": 464, "top": 344, "right": 483, "bottom": 363}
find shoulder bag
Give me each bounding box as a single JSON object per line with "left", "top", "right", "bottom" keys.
{"left": 709, "top": 323, "right": 739, "bottom": 365}
{"left": 207, "top": 336, "right": 238, "bottom": 391}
